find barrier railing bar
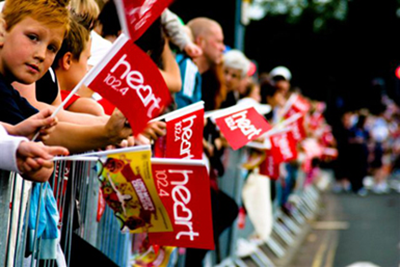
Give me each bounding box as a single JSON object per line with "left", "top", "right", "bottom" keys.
{"left": 106, "top": 208, "right": 114, "bottom": 258}
{"left": 289, "top": 206, "right": 306, "bottom": 225}
{"left": 88, "top": 162, "right": 99, "bottom": 244}
{"left": 13, "top": 178, "right": 27, "bottom": 266}
{"left": 115, "top": 224, "right": 121, "bottom": 262}
{"left": 78, "top": 162, "right": 89, "bottom": 237}
{"left": 58, "top": 163, "right": 68, "bottom": 234}
{"left": 302, "top": 193, "right": 318, "bottom": 211}
{"left": 5, "top": 172, "right": 18, "bottom": 267}
{"left": 278, "top": 211, "right": 302, "bottom": 235}
{"left": 273, "top": 222, "right": 295, "bottom": 246}
{"left": 265, "top": 237, "right": 285, "bottom": 258}
{"left": 234, "top": 258, "right": 248, "bottom": 267}
{"left": 254, "top": 247, "right": 276, "bottom": 267}
{"left": 20, "top": 183, "right": 32, "bottom": 267}
{"left": 30, "top": 183, "right": 45, "bottom": 267}
{"left": 35, "top": 236, "right": 43, "bottom": 267}
{"left": 250, "top": 252, "right": 268, "bottom": 267}
{"left": 65, "top": 162, "right": 77, "bottom": 265}
{"left": 82, "top": 161, "right": 93, "bottom": 242}
{"left": 229, "top": 149, "right": 246, "bottom": 261}
{"left": 82, "top": 165, "right": 91, "bottom": 241}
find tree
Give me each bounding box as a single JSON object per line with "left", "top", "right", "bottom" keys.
{"left": 247, "top": 0, "right": 348, "bottom": 31}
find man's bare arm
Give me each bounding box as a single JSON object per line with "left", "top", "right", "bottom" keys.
{"left": 13, "top": 82, "right": 109, "bottom": 125}
{"left": 43, "top": 109, "right": 132, "bottom": 154}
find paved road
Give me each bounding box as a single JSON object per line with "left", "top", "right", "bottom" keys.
{"left": 290, "top": 190, "right": 400, "bottom": 267}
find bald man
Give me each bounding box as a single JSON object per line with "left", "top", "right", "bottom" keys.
{"left": 174, "top": 17, "right": 225, "bottom": 109}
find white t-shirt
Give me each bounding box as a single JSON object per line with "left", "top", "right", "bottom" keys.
{"left": 237, "top": 97, "right": 272, "bottom": 115}
{"left": 0, "top": 125, "right": 28, "bottom": 173}
{"left": 88, "top": 30, "right": 113, "bottom": 68}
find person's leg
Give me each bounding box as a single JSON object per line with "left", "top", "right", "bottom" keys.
{"left": 184, "top": 188, "right": 238, "bottom": 267}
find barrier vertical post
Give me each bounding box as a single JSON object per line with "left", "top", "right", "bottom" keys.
{"left": 0, "top": 171, "right": 12, "bottom": 266}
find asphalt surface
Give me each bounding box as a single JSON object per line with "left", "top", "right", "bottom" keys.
{"left": 290, "top": 190, "right": 400, "bottom": 267}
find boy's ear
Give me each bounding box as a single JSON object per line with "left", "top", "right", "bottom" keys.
{"left": 0, "top": 18, "right": 6, "bottom": 47}
{"left": 61, "top": 52, "right": 73, "bottom": 70}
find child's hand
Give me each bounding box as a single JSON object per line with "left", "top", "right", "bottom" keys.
{"left": 184, "top": 42, "right": 202, "bottom": 58}
{"left": 118, "top": 136, "right": 135, "bottom": 148}
{"left": 142, "top": 121, "right": 166, "bottom": 141}
{"left": 17, "top": 141, "right": 69, "bottom": 182}
{"left": 135, "top": 134, "right": 151, "bottom": 145}
{"left": 13, "top": 109, "right": 57, "bottom": 141}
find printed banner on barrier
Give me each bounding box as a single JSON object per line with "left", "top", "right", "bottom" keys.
{"left": 212, "top": 105, "right": 271, "bottom": 150}
{"left": 154, "top": 102, "right": 204, "bottom": 159}
{"left": 114, "top": 0, "right": 173, "bottom": 41}
{"left": 70, "top": 34, "right": 171, "bottom": 136}
{"left": 95, "top": 147, "right": 173, "bottom": 233}
{"left": 148, "top": 159, "right": 214, "bottom": 250}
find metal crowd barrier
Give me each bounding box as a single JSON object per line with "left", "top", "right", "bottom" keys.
{"left": 0, "top": 160, "right": 130, "bottom": 267}
{"left": 0, "top": 151, "right": 326, "bottom": 267}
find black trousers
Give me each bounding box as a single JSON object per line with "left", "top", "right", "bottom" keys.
{"left": 184, "top": 187, "right": 239, "bottom": 267}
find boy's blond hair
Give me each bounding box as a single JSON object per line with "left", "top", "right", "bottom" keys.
{"left": 70, "top": 0, "right": 99, "bottom": 31}
{"left": 2, "top": 0, "right": 70, "bottom": 35}
{"left": 53, "top": 15, "right": 90, "bottom": 69}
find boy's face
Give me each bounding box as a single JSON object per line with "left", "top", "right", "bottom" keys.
{"left": 68, "top": 38, "right": 91, "bottom": 90}
{"left": 0, "top": 17, "right": 64, "bottom": 84}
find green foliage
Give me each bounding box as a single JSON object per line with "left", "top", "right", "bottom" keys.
{"left": 249, "top": 0, "right": 348, "bottom": 31}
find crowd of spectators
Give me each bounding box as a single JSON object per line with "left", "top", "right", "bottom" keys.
{"left": 333, "top": 94, "right": 400, "bottom": 196}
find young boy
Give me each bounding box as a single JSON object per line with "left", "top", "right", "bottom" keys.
{"left": 53, "top": 16, "right": 105, "bottom": 116}
{"left": 0, "top": 0, "right": 132, "bottom": 153}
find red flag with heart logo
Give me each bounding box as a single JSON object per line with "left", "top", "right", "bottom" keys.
{"left": 283, "top": 113, "right": 307, "bottom": 142}
{"left": 114, "top": 0, "right": 174, "bottom": 42}
{"left": 282, "top": 93, "right": 311, "bottom": 118}
{"left": 75, "top": 34, "right": 171, "bottom": 136}
{"left": 212, "top": 105, "right": 272, "bottom": 150}
{"left": 148, "top": 159, "right": 214, "bottom": 250}
{"left": 259, "top": 148, "right": 282, "bottom": 180}
{"left": 290, "top": 116, "right": 307, "bottom": 142}
{"left": 270, "top": 130, "right": 298, "bottom": 162}
{"left": 154, "top": 102, "right": 204, "bottom": 160}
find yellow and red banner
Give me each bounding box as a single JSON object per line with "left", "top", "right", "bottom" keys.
{"left": 94, "top": 147, "right": 173, "bottom": 233}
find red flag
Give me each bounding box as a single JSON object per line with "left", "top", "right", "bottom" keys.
{"left": 283, "top": 93, "right": 311, "bottom": 118}
{"left": 213, "top": 106, "right": 272, "bottom": 150}
{"left": 79, "top": 34, "right": 171, "bottom": 136}
{"left": 148, "top": 159, "right": 214, "bottom": 250}
{"left": 309, "top": 111, "right": 324, "bottom": 131}
{"left": 259, "top": 149, "right": 281, "bottom": 180}
{"left": 270, "top": 131, "right": 298, "bottom": 162}
{"left": 290, "top": 116, "right": 306, "bottom": 141}
{"left": 283, "top": 113, "right": 307, "bottom": 142}
{"left": 154, "top": 102, "right": 204, "bottom": 159}
{"left": 114, "top": 0, "right": 174, "bottom": 41}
